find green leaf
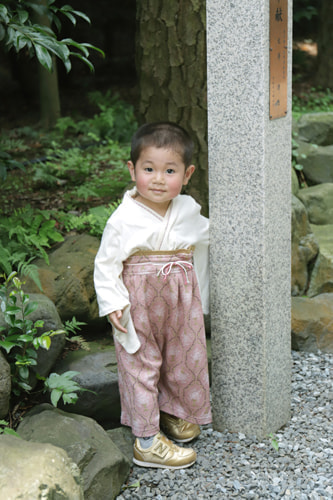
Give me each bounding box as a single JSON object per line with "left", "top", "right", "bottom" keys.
{"left": 15, "top": 334, "right": 34, "bottom": 343}
{"left": 5, "top": 305, "right": 21, "bottom": 315}
{"left": 0, "top": 5, "right": 9, "bottom": 23}
{"left": 40, "top": 336, "right": 51, "bottom": 350}
{"left": 0, "top": 340, "right": 16, "bottom": 354}
{"left": 60, "top": 10, "right": 77, "bottom": 26}
{"left": 123, "top": 480, "right": 141, "bottom": 490}
{"left": 52, "top": 15, "right": 61, "bottom": 32}
{"left": 58, "top": 6, "right": 90, "bottom": 24}
{"left": 62, "top": 392, "right": 78, "bottom": 404}
{"left": 17, "top": 9, "right": 29, "bottom": 24}
{"left": 268, "top": 433, "right": 279, "bottom": 451}
{"left": 70, "top": 52, "right": 94, "bottom": 73}
{"left": 35, "top": 44, "right": 53, "bottom": 71}
{"left": 3, "top": 428, "right": 21, "bottom": 438}
{"left": 50, "top": 388, "right": 62, "bottom": 407}
{"left": 18, "top": 366, "right": 30, "bottom": 380}
{"left": 81, "top": 42, "right": 105, "bottom": 58}
{"left": 24, "top": 301, "right": 38, "bottom": 317}
{"left": 0, "top": 24, "right": 6, "bottom": 42}
{"left": 17, "top": 381, "right": 32, "bottom": 391}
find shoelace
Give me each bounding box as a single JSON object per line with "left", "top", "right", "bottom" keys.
{"left": 157, "top": 260, "right": 193, "bottom": 284}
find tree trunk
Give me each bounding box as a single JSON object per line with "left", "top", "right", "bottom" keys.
{"left": 316, "top": 0, "right": 333, "bottom": 89}
{"left": 38, "top": 62, "right": 61, "bottom": 128}
{"left": 34, "top": 0, "right": 61, "bottom": 127}
{"left": 136, "top": 0, "right": 208, "bottom": 215}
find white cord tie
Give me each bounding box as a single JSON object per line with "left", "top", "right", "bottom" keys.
{"left": 157, "top": 261, "right": 193, "bottom": 284}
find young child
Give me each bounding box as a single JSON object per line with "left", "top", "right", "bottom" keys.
{"left": 94, "top": 122, "right": 211, "bottom": 469}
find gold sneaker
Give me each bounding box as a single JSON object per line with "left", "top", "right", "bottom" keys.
{"left": 133, "top": 432, "right": 197, "bottom": 469}
{"left": 160, "top": 412, "right": 201, "bottom": 443}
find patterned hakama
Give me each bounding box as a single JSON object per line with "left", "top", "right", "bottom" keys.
{"left": 114, "top": 250, "right": 212, "bottom": 437}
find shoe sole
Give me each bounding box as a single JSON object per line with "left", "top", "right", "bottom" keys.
{"left": 133, "top": 457, "right": 196, "bottom": 469}
{"left": 161, "top": 430, "right": 201, "bottom": 443}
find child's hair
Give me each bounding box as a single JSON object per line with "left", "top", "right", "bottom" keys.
{"left": 130, "top": 122, "right": 194, "bottom": 167}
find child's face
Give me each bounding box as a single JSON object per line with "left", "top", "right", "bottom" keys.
{"left": 127, "top": 146, "right": 195, "bottom": 216}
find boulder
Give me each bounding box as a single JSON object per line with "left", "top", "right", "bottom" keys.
{"left": 17, "top": 404, "right": 131, "bottom": 500}
{"left": 291, "top": 294, "right": 333, "bottom": 353}
{"left": 23, "top": 233, "right": 103, "bottom": 327}
{"left": 291, "top": 195, "right": 319, "bottom": 296}
{"left": 53, "top": 340, "right": 121, "bottom": 427}
{"left": 107, "top": 427, "right": 135, "bottom": 463}
{"left": 297, "top": 183, "right": 333, "bottom": 225}
{"left": 0, "top": 434, "right": 83, "bottom": 499}
{"left": 292, "top": 168, "right": 299, "bottom": 195}
{"left": 297, "top": 112, "right": 333, "bottom": 146}
{"left": 296, "top": 141, "right": 333, "bottom": 185}
{"left": 307, "top": 224, "right": 333, "bottom": 297}
{"left": 310, "top": 224, "right": 333, "bottom": 257}
{"left": 0, "top": 352, "right": 11, "bottom": 418}
{"left": 308, "top": 252, "right": 333, "bottom": 297}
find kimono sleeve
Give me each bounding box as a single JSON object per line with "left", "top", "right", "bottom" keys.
{"left": 193, "top": 214, "right": 210, "bottom": 315}
{"left": 94, "top": 222, "right": 130, "bottom": 318}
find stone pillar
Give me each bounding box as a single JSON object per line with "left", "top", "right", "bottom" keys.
{"left": 207, "top": 0, "right": 292, "bottom": 437}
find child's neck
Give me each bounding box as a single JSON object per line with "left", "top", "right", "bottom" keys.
{"left": 134, "top": 193, "right": 171, "bottom": 217}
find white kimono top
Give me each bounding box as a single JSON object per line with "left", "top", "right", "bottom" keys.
{"left": 94, "top": 187, "right": 209, "bottom": 353}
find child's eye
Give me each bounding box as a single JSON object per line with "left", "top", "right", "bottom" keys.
{"left": 166, "top": 168, "right": 175, "bottom": 174}
{"left": 144, "top": 167, "right": 153, "bottom": 172}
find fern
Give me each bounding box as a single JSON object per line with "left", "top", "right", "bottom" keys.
{"left": 72, "top": 184, "right": 99, "bottom": 201}
{"left": 17, "top": 260, "right": 43, "bottom": 292}
{"left": 66, "top": 336, "right": 90, "bottom": 351}
{"left": 55, "top": 202, "right": 120, "bottom": 237}
{"left": 0, "top": 206, "right": 64, "bottom": 277}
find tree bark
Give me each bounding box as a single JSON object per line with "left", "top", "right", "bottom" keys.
{"left": 34, "top": 0, "right": 61, "bottom": 127}
{"left": 316, "top": 0, "right": 333, "bottom": 89}
{"left": 38, "top": 62, "right": 61, "bottom": 128}
{"left": 136, "top": 0, "right": 208, "bottom": 214}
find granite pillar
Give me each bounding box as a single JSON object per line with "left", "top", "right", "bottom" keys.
{"left": 207, "top": 0, "right": 292, "bottom": 437}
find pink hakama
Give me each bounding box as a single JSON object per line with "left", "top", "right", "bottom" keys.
{"left": 114, "top": 249, "right": 212, "bottom": 437}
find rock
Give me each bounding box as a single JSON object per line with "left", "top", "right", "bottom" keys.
{"left": 291, "top": 294, "right": 333, "bottom": 353}
{"left": 53, "top": 340, "right": 121, "bottom": 426}
{"left": 292, "top": 168, "right": 299, "bottom": 195}
{"left": 0, "top": 352, "right": 11, "bottom": 418}
{"left": 23, "top": 233, "right": 103, "bottom": 327}
{"left": 291, "top": 195, "right": 319, "bottom": 296}
{"left": 307, "top": 224, "right": 333, "bottom": 297}
{"left": 0, "top": 434, "right": 83, "bottom": 499}
{"left": 310, "top": 224, "right": 333, "bottom": 257}
{"left": 308, "top": 252, "right": 333, "bottom": 297}
{"left": 297, "top": 112, "right": 333, "bottom": 146}
{"left": 297, "top": 183, "right": 333, "bottom": 225}
{"left": 17, "top": 404, "right": 131, "bottom": 500}
{"left": 297, "top": 141, "right": 333, "bottom": 185}
{"left": 107, "top": 427, "right": 134, "bottom": 463}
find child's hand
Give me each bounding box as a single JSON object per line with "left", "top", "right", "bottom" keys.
{"left": 108, "top": 310, "right": 127, "bottom": 333}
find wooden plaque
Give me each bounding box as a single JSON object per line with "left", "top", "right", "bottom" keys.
{"left": 269, "top": 0, "right": 288, "bottom": 120}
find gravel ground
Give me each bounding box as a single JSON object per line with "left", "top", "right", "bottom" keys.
{"left": 116, "top": 350, "right": 333, "bottom": 500}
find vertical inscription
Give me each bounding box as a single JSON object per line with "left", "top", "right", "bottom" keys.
{"left": 269, "top": 0, "right": 288, "bottom": 119}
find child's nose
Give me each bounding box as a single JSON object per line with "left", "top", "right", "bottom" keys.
{"left": 154, "top": 171, "right": 165, "bottom": 183}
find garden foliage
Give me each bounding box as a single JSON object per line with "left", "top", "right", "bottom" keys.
{"left": 0, "top": 91, "right": 136, "bottom": 278}
{"left": 0, "top": 272, "right": 87, "bottom": 407}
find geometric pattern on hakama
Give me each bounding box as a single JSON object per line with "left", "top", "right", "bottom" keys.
{"left": 114, "top": 250, "right": 212, "bottom": 437}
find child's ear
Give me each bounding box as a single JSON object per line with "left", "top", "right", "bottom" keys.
{"left": 127, "top": 161, "right": 136, "bottom": 182}
{"left": 183, "top": 165, "right": 195, "bottom": 185}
